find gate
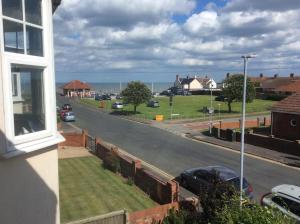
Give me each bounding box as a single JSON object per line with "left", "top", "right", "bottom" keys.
{"left": 86, "top": 134, "right": 96, "bottom": 153}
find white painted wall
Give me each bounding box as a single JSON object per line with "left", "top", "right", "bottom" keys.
{"left": 0, "top": 147, "right": 60, "bottom": 224}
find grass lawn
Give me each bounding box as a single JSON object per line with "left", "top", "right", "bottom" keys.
{"left": 59, "top": 156, "right": 156, "bottom": 223}
{"left": 80, "top": 95, "right": 275, "bottom": 120}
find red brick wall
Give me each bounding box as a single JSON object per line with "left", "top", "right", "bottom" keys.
{"left": 272, "top": 112, "right": 300, "bottom": 141}
{"left": 94, "top": 139, "right": 179, "bottom": 205}
{"left": 129, "top": 202, "right": 179, "bottom": 224}
{"left": 59, "top": 132, "right": 85, "bottom": 147}
{"left": 214, "top": 117, "right": 270, "bottom": 130}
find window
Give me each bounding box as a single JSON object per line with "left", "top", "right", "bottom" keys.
{"left": 290, "top": 119, "right": 297, "bottom": 127}
{"left": 2, "top": 0, "right": 43, "bottom": 56}
{"left": 12, "top": 65, "right": 45, "bottom": 136}
{"left": 0, "top": 0, "right": 64, "bottom": 157}
{"left": 272, "top": 196, "right": 300, "bottom": 216}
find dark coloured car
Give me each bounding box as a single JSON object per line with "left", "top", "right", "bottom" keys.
{"left": 95, "top": 94, "right": 103, "bottom": 101}
{"left": 62, "top": 104, "right": 72, "bottom": 111}
{"left": 102, "top": 94, "right": 111, "bottom": 100}
{"left": 147, "top": 100, "right": 160, "bottom": 108}
{"left": 215, "top": 95, "right": 227, "bottom": 102}
{"left": 180, "top": 166, "right": 253, "bottom": 199}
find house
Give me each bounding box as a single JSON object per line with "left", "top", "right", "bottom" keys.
{"left": 0, "top": 1, "right": 64, "bottom": 224}
{"left": 63, "top": 80, "right": 91, "bottom": 97}
{"left": 271, "top": 93, "right": 300, "bottom": 141}
{"left": 174, "top": 74, "right": 217, "bottom": 92}
{"left": 249, "top": 73, "right": 300, "bottom": 94}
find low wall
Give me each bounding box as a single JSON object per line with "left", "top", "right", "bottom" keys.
{"left": 94, "top": 138, "right": 179, "bottom": 205}
{"left": 213, "top": 117, "right": 271, "bottom": 130}
{"left": 212, "top": 127, "right": 300, "bottom": 157}
{"left": 129, "top": 202, "right": 179, "bottom": 224}
{"left": 59, "top": 131, "right": 86, "bottom": 147}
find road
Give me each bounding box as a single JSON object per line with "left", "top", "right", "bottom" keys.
{"left": 58, "top": 97, "right": 300, "bottom": 201}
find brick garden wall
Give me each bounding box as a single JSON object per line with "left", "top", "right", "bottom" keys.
{"left": 129, "top": 202, "right": 179, "bottom": 224}
{"left": 59, "top": 131, "right": 86, "bottom": 147}
{"left": 213, "top": 117, "right": 271, "bottom": 130}
{"left": 94, "top": 138, "right": 179, "bottom": 205}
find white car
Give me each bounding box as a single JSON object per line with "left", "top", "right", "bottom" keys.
{"left": 261, "top": 184, "right": 300, "bottom": 222}
{"left": 112, "top": 102, "right": 123, "bottom": 109}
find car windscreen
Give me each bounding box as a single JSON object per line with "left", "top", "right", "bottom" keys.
{"left": 227, "top": 177, "right": 249, "bottom": 189}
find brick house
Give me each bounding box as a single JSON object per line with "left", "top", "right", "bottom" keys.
{"left": 271, "top": 93, "right": 300, "bottom": 141}
{"left": 0, "top": 1, "right": 64, "bottom": 224}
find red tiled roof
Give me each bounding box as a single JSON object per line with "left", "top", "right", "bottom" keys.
{"left": 63, "top": 80, "right": 91, "bottom": 90}
{"left": 272, "top": 93, "right": 300, "bottom": 114}
{"left": 275, "top": 80, "right": 300, "bottom": 93}
{"left": 261, "top": 77, "right": 300, "bottom": 89}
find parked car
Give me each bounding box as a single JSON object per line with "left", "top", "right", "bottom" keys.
{"left": 180, "top": 166, "right": 253, "bottom": 199}
{"left": 95, "top": 94, "right": 103, "bottom": 101}
{"left": 116, "top": 95, "right": 123, "bottom": 99}
{"left": 63, "top": 111, "right": 76, "bottom": 122}
{"left": 62, "top": 104, "right": 72, "bottom": 111}
{"left": 215, "top": 95, "right": 227, "bottom": 102}
{"left": 102, "top": 94, "right": 111, "bottom": 100}
{"left": 112, "top": 102, "right": 124, "bottom": 109}
{"left": 147, "top": 100, "right": 160, "bottom": 108}
{"left": 261, "top": 184, "right": 300, "bottom": 222}
{"left": 60, "top": 109, "right": 68, "bottom": 119}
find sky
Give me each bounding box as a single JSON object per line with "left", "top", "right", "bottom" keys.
{"left": 53, "top": 0, "right": 300, "bottom": 83}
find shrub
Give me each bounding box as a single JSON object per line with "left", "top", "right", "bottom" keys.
{"left": 126, "top": 177, "right": 134, "bottom": 186}
{"left": 103, "top": 151, "right": 120, "bottom": 173}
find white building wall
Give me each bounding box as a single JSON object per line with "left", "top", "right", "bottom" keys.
{"left": 0, "top": 146, "right": 60, "bottom": 224}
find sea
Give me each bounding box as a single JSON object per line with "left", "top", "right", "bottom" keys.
{"left": 57, "top": 82, "right": 173, "bottom": 94}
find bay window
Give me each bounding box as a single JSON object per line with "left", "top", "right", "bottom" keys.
{"left": 0, "top": 0, "right": 64, "bottom": 158}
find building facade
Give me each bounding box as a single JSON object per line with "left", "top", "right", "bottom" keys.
{"left": 0, "top": 0, "right": 63, "bottom": 224}
{"left": 174, "top": 74, "right": 217, "bottom": 92}
{"left": 271, "top": 93, "right": 300, "bottom": 141}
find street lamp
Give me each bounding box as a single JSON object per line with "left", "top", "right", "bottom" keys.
{"left": 240, "top": 54, "right": 256, "bottom": 206}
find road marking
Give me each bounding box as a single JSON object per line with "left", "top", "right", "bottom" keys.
{"left": 183, "top": 135, "right": 300, "bottom": 171}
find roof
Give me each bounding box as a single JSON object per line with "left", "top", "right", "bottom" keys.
{"left": 178, "top": 76, "right": 211, "bottom": 85}
{"left": 52, "top": 0, "right": 61, "bottom": 13}
{"left": 261, "top": 77, "right": 300, "bottom": 89}
{"left": 275, "top": 80, "right": 300, "bottom": 93}
{"left": 271, "top": 93, "right": 300, "bottom": 114}
{"left": 272, "top": 184, "right": 300, "bottom": 201}
{"left": 63, "top": 80, "right": 91, "bottom": 90}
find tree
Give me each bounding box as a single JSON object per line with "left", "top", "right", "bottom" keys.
{"left": 121, "top": 81, "right": 152, "bottom": 113}
{"left": 223, "top": 74, "right": 256, "bottom": 113}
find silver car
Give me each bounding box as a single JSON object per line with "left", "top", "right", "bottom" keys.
{"left": 112, "top": 102, "right": 123, "bottom": 109}
{"left": 261, "top": 184, "right": 300, "bottom": 222}
{"left": 63, "top": 111, "right": 75, "bottom": 122}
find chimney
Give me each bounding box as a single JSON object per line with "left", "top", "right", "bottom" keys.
{"left": 226, "top": 73, "right": 230, "bottom": 78}
{"left": 274, "top": 74, "right": 278, "bottom": 78}
{"left": 290, "top": 73, "right": 294, "bottom": 78}
{"left": 194, "top": 75, "right": 197, "bottom": 79}
{"left": 259, "top": 73, "right": 263, "bottom": 78}
{"left": 176, "top": 74, "right": 179, "bottom": 81}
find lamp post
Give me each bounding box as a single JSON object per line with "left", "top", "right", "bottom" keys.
{"left": 218, "top": 103, "right": 221, "bottom": 120}
{"left": 240, "top": 54, "right": 256, "bottom": 206}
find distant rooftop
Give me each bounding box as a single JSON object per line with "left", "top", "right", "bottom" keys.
{"left": 272, "top": 93, "right": 300, "bottom": 114}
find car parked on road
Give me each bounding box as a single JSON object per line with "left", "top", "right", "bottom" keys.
{"left": 180, "top": 166, "right": 253, "bottom": 199}
{"left": 215, "top": 95, "right": 228, "bottom": 102}
{"left": 147, "top": 100, "right": 160, "bottom": 108}
{"left": 62, "top": 103, "right": 72, "bottom": 111}
{"left": 261, "top": 184, "right": 300, "bottom": 222}
{"left": 63, "top": 111, "right": 76, "bottom": 122}
{"left": 112, "top": 102, "right": 124, "bottom": 109}
{"left": 60, "top": 109, "right": 68, "bottom": 119}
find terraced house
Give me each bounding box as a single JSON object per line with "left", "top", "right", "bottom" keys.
{"left": 0, "top": 0, "right": 63, "bottom": 224}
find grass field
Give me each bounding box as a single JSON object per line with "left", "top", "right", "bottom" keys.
{"left": 59, "top": 156, "right": 156, "bottom": 223}
{"left": 80, "top": 95, "right": 275, "bottom": 120}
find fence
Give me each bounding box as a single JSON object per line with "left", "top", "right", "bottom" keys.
{"left": 66, "top": 210, "right": 127, "bottom": 224}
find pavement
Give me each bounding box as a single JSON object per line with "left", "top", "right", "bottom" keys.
{"left": 57, "top": 96, "right": 300, "bottom": 202}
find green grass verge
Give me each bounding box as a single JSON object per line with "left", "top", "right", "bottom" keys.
{"left": 80, "top": 95, "right": 275, "bottom": 121}
{"left": 59, "top": 156, "right": 156, "bottom": 223}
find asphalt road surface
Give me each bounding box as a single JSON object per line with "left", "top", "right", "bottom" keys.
{"left": 58, "top": 97, "right": 300, "bottom": 201}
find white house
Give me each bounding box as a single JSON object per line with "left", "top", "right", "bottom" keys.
{"left": 174, "top": 74, "right": 217, "bottom": 91}
{"left": 0, "top": 1, "right": 64, "bottom": 224}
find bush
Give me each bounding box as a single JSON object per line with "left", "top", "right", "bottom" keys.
{"left": 103, "top": 151, "right": 120, "bottom": 173}
{"left": 215, "top": 202, "right": 296, "bottom": 224}
{"left": 126, "top": 177, "right": 134, "bottom": 186}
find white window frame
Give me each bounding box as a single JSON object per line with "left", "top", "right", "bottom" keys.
{"left": 0, "top": 0, "right": 64, "bottom": 157}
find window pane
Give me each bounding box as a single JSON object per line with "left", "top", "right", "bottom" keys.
{"left": 2, "top": 0, "right": 23, "bottom": 20}
{"left": 26, "top": 26, "right": 43, "bottom": 56}
{"left": 12, "top": 65, "right": 45, "bottom": 136}
{"left": 3, "top": 20, "right": 24, "bottom": 54}
{"left": 25, "top": 0, "right": 42, "bottom": 25}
